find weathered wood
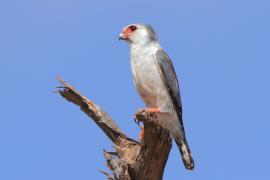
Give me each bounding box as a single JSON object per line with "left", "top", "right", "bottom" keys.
{"left": 57, "top": 77, "right": 172, "bottom": 180}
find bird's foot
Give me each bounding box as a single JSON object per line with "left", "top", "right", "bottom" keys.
{"left": 141, "top": 108, "right": 161, "bottom": 120}
{"left": 134, "top": 107, "right": 162, "bottom": 125}
{"left": 134, "top": 108, "right": 161, "bottom": 141}
{"left": 134, "top": 115, "right": 142, "bottom": 125}
{"left": 135, "top": 108, "right": 161, "bottom": 121}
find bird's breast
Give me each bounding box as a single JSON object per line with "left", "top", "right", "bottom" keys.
{"left": 130, "top": 48, "right": 171, "bottom": 109}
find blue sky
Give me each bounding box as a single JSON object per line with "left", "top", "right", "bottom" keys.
{"left": 1, "top": 0, "right": 269, "bottom": 179}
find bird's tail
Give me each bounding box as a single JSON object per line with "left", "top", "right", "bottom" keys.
{"left": 175, "top": 139, "right": 195, "bottom": 170}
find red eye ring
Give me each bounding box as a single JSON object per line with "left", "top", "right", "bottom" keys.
{"left": 129, "top": 25, "right": 137, "bottom": 31}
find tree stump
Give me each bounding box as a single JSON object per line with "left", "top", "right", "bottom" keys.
{"left": 56, "top": 77, "right": 172, "bottom": 180}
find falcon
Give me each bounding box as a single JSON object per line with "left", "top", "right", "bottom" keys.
{"left": 119, "top": 24, "right": 194, "bottom": 170}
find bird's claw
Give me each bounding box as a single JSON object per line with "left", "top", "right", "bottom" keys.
{"left": 134, "top": 116, "right": 143, "bottom": 129}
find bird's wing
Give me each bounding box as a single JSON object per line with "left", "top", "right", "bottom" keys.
{"left": 155, "top": 49, "right": 183, "bottom": 126}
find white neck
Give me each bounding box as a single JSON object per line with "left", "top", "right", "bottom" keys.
{"left": 129, "top": 40, "right": 161, "bottom": 52}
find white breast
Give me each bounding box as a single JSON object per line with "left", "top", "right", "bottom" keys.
{"left": 130, "top": 43, "right": 174, "bottom": 111}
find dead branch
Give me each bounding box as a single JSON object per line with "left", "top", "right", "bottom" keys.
{"left": 56, "top": 77, "right": 172, "bottom": 180}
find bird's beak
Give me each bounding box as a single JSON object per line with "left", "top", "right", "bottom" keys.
{"left": 119, "top": 32, "right": 127, "bottom": 41}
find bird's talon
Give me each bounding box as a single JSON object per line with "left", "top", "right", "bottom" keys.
{"left": 134, "top": 117, "right": 143, "bottom": 129}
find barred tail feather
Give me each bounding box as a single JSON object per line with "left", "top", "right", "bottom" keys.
{"left": 175, "top": 139, "right": 195, "bottom": 170}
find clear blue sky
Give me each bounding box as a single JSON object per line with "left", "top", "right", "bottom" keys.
{"left": 1, "top": 0, "right": 269, "bottom": 179}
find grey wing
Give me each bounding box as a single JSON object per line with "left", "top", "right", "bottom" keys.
{"left": 155, "top": 49, "right": 183, "bottom": 126}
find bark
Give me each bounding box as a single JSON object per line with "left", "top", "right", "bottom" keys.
{"left": 56, "top": 77, "right": 172, "bottom": 180}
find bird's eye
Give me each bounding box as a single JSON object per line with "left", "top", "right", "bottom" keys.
{"left": 129, "top": 25, "right": 137, "bottom": 31}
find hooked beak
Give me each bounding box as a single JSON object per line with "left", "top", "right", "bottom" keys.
{"left": 119, "top": 32, "right": 127, "bottom": 41}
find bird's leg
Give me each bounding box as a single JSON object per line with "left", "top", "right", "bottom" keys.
{"left": 144, "top": 108, "right": 161, "bottom": 113}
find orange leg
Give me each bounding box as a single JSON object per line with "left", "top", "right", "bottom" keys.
{"left": 145, "top": 108, "right": 161, "bottom": 113}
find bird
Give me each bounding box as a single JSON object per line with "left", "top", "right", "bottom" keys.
{"left": 119, "top": 24, "right": 194, "bottom": 170}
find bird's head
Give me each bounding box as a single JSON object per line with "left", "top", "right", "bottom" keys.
{"left": 119, "top": 24, "right": 157, "bottom": 45}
